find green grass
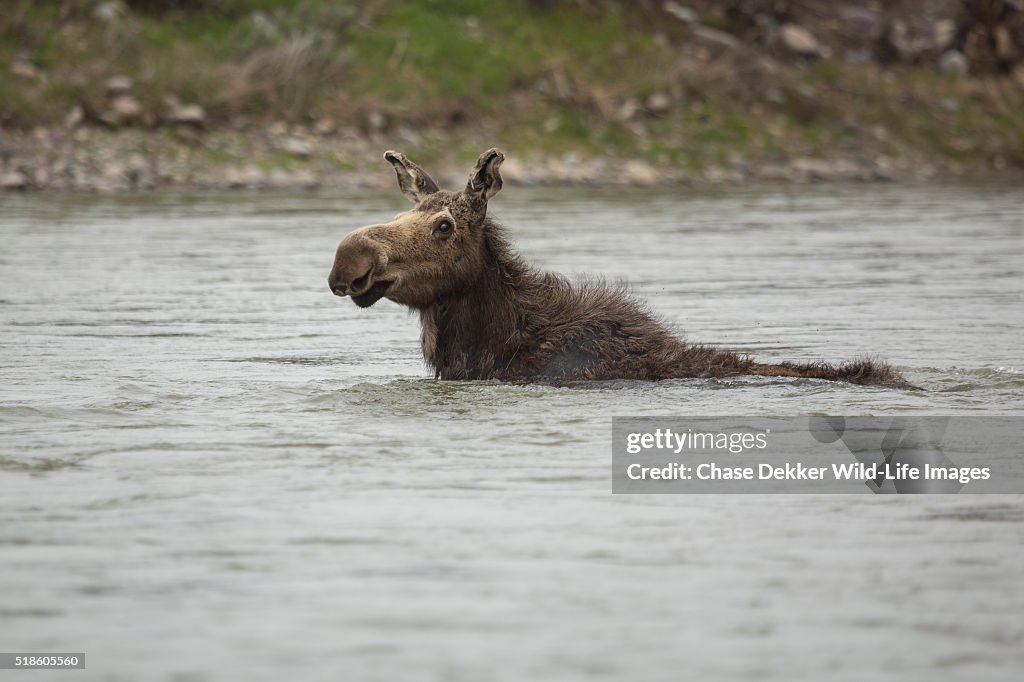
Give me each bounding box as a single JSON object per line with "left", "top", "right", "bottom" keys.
{"left": 1, "top": 0, "right": 1022, "bottom": 172}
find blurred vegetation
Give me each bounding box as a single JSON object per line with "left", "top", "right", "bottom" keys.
{"left": 2, "top": 0, "right": 1022, "bottom": 170}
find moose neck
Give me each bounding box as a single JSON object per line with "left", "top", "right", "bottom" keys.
{"left": 418, "top": 221, "right": 532, "bottom": 379}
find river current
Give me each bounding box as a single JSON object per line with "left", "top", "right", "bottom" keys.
{"left": 1, "top": 184, "right": 1022, "bottom": 680}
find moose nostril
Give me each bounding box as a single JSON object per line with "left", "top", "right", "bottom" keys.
{"left": 330, "top": 281, "right": 347, "bottom": 295}
{"left": 351, "top": 271, "right": 370, "bottom": 292}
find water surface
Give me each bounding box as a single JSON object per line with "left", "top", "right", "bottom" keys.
{"left": 1, "top": 185, "right": 1022, "bottom": 681}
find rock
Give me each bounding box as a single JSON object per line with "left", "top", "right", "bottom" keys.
{"left": 10, "top": 59, "right": 38, "bottom": 80}
{"left": 843, "top": 49, "right": 872, "bottom": 65}
{"left": 109, "top": 95, "right": 142, "bottom": 125}
{"left": 691, "top": 26, "right": 740, "bottom": 52}
{"left": 838, "top": 7, "right": 884, "bottom": 43}
{"left": 124, "top": 154, "right": 151, "bottom": 190}
{"left": 780, "top": 23, "right": 822, "bottom": 58}
{"left": 250, "top": 11, "right": 278, "bottom": 40}
{"left": 1013, "top": 63, "right": 1024, "bottom": 90}
{"left": 616, "top": 98, "right": 639, "bottom": 122}
{"left": 938, "top": 50, "right": 969, "bottom": 77}
{"left": 497, "top": 156, "right": 525, "bottom": 183}
{"left": 994, "top": 25, "right": 1017, "bottom": 63}
{"left": 396, "top": 126, "right": 423, "bottom": 148}
{"left": 663, "top": 2, "right": 698, "bottom": 25}
{"left": 757, "top": 164, "right": 798, "bottom": 183}
{"left": 291, "top": 169, "right": 319, "bottom": 189}
{"left": 871, "top": 165, "right": 896, "bottom": 182}
{"left": 96, "top": 162, "right": 129, "bottom": 191}
{"left": 726, "top": 152, "right": 748, "bottom": 173}
{"left": 887, "top": 20, "right": 920, "bottom": 61}
{"left": 172, "top": 125, "right": 202, "bottom": 145}
{"left": 267, "top": 168, "right": 290, "bottom": 189}
{"left": 281, "top": 137, "right": 312, "bottom": 158}
{"left": 313, "top": 117, "right": 336, "bottom": 135}
{"left": 33, "top": 166, "right": 50, "bottom": 188}
{"left": 645, "top": 92, "right": 672, "bottom": 114}
{"left": 367, "top": 111, "right": 387, "bottom": 132}
{"left": 105, "top": 76, "right": 133, "bottom": 97}
{"left": 793, "top": 157, "right": 863, "bottom": 182}
{"left": 888, "top": 20, "right": 909, "bottom": 58}
{"left": 167, "top": 103, "right": 206, "bottom": 128}
{"left": 622, "top": 160, "right": 658, "bottom": 186}
{"left": 267, "top": 167, "right": 318, "bottom": 189}
{"left": 93, "top": 1, "right": 126, "bottom": 23}
{"left": 703, "top": 166, "right": 743, "bottom": 184}
{"left": 888, "top": 18, "right": 954, "bottom": 62}
{"left": 1, "top": 171, "right": 29, "bottom": 190}
{"left": 225, "top": 165, "right": 266, "bottom": 189}
{"left": 933, "top": 20, "right": 956, "bottom": 53}
{"left": 65, "top": 105, "right": 84, "bottom": 129}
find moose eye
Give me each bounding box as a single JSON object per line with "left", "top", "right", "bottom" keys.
{"left": 434, "top": 219, "right": 453, "bottom": 235}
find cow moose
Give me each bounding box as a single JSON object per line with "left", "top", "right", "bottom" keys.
{"left": 328, "top": 148, "right": 915, "bottom": 388}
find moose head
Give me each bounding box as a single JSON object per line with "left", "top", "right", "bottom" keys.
{"left": 328, "top": 148, "right": 505, "bottom": 309}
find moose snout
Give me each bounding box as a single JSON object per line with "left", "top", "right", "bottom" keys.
{"left": 328, "top": 232, "right": 383, "bottom": 297}
{"left": 328, "top": 266, "right": 373, "bottom": 297}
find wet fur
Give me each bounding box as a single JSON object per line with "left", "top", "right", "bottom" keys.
{"left": 417, "top": 220, "right": 913, "bottom": 388}
{"left": 330, "top": 149, "right": 916, "bottom": 389}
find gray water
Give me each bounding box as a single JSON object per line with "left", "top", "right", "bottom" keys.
{"left": 1, "top": 185, "right": 1023, "bottom": 682}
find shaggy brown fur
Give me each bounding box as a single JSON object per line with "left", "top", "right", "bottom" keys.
{"left": 328, "top": 149, "right": 916, "bottom": 389}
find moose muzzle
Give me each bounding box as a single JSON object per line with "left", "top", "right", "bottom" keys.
{"left": 328, "top": 230, "right": 392, "bottom": 307}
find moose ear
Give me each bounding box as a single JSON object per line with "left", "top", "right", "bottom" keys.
{"left": 464, "top": 148, "right": 504, "bottom": 210}
{"left": 384, "top": 150, "right": 440, "bottom": 203}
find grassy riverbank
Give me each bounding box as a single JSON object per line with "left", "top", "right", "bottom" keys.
{"left": 2, "top": 0, "right": 1023, "bottom": 190}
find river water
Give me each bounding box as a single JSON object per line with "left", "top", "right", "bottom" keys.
{"left": 1, "top": 185, "right": 1022, "bottom": 681}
